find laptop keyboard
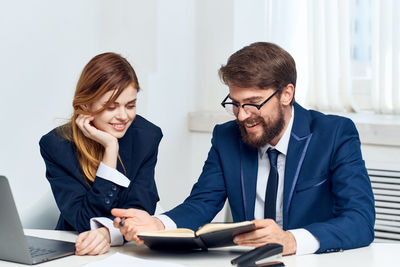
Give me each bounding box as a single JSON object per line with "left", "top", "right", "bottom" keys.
{"left": 29, "top": 246, "right": 56, "bottom": 258}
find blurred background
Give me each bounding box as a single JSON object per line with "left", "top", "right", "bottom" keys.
{"left": 1, "top": 0, "right": 399, "bottom": 229}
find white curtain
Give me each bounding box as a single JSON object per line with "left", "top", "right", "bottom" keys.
{"left": 233, "top": 0, "right": 400, "bottom": 114}
{"left": 371, "top": 0, "right": 400, "bottom": 114}
{"left": 305, "top": 0, "right": 356, "bottom": 112}
{"left": 263, "top": 0, "right": 357, "bottom": 112}
{"left": 263, "top": 0, "right": 400, "bottom": 114}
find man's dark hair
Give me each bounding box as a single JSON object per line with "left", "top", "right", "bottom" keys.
{"left": 219, "top": 42, "right": 296, "bottom": 105}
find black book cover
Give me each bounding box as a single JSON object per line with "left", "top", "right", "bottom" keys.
{"left": 138, "top": 221, "right": 256, "bottom": 250}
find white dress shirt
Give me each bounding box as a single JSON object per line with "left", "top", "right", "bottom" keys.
{"left": 254, "top": 107, "right": 319, "bottom": 255}
{"left": 158, "top": 106, "right": 320, "bottom": 255}
{"left": 89, "top": 162, "right": 131, "bottom": 246}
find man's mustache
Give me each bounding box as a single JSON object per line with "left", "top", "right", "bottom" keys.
{"left": 238, "top": 116, "right": 264, "bottom": 127}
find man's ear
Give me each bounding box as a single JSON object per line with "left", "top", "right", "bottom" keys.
{"left": 280, "top": 84, "right": 294, "bottom": 106}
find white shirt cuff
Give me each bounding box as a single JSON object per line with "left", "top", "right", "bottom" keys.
{"left": 289, "top": 228, "right": 320, "bottom": 255}
{"left": 155, "top": 214, "right": 177, "bottom": 230}
{"left": 90, "top": 217, "right": 124, "bottom": 246}
{"left": 96, "top": 162, "right": 130, "bottom": 188}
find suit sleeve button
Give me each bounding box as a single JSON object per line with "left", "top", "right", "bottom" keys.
{"left": 108, "top": 191, "right": 114, "bottom": 197}
{"left": 111, "top": 185, "right": 117, "bottom": 191}
{"left": 105, "top": 198, "right": 110, "bottom": 204}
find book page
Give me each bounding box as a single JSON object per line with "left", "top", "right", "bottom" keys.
{"left": 196, "top": 221, "right": 253, "bottom": 235}
{"left": 138, "top": 228, "right": 195, "bottom": 238}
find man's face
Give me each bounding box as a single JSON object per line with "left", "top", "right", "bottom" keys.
{"left": 229, "top": 85, "right": 285, "bottom": 147}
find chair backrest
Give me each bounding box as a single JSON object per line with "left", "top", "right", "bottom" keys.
{"left": 368, "top": 168, "right": 400, "bottom": 242}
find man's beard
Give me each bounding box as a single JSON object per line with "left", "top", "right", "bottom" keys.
{"left": 237, "top": 107, "right": 285, "bottom": 148}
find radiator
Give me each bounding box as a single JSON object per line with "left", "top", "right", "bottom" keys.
{"left": 369, "top": 168, "right": 400, "bottom": 243}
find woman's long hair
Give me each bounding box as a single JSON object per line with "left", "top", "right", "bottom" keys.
{"left": 58, "top": 52, "right": 140, "bottom": 184}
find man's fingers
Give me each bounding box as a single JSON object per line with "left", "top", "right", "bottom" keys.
{"left": 253, "top": 219, "right": 275, "bottom": 228}
{"left": 234, "top": 218, "right": 297, "bottom": 255}
{"left": 112, "top": 215, "right": 139, "bottom": 240}
{"left": 122, "top": 224, "right": 137, "bottom": 241}
{"left": 111, "top": 208, "right": 136, "bottom": 217}
{"left": 135, "top": 238, "right": 145, "bottom": 245}
{"left": 234, "top": 229, "right": 271, "bottom": 247}
{"left": 234, "top": 240, "right": 267, "bottom": 247}
{"left": 111, "top": 208, "right": 156, "bottom": 243}
{"left": 113, "top": 217, "right": 122, "bottom": 228}
{"left": 234, "top": 228, "right": 268, "bottom": 243}
{"left": 233, "top": 219, "right": 275, "bottom": 244}
{"left": 123, "top": 223, "right": 141, "bottom": 242}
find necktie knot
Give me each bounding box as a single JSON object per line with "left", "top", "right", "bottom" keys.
{"left": 267, "top": 148, "right": 279, "bottom": 168}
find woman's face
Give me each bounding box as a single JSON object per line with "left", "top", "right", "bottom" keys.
{"left": 89, "top": 84, "right": 137, "bottom": 139}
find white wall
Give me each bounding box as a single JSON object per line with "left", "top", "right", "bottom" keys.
{"left": 0, "top": 0, "right": 113, "bottom": 227}
{"left": 2, "top": 0, "right": 397, "bottom": 229}
{"left": 0, "top": 0, "right": 240, "bottom": 228}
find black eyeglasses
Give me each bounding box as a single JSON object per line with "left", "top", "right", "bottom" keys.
{"left": 220, "top": 89, "right": 279, "bottom": 116}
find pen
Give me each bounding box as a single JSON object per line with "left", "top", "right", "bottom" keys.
{"left": 119, "top": 217, "right": 126, "bottom": 227}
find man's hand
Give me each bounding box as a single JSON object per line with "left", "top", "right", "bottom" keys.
{"left": 233, "top": 219, "right": 297, "bottom": 255}
{"left": 111, "top": 208, "right": 165, "bottom": 244}
{"left": 75, "top": 227, "right": 111, "bottom": 256}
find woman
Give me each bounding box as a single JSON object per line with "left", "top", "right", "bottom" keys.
{"left": 39, "top": 52, "right": 162, "bottom": 255}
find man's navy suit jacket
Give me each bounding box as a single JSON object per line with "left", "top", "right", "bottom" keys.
{"left": 165, "top": 103, "right": 375, "bottom": 253}
{"left": 39, "top": 115, "right": 162, "bottom": 233}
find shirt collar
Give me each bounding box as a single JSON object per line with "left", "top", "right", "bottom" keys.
{"left": 259, "top": 106, "right": 294, "bottom": 158}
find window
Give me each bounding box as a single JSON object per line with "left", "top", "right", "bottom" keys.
{"left": 351, "top": 0, "right": 372, "bottom": 111}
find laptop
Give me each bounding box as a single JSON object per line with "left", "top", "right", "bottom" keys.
{"left": 0, "top": 175, "right": 76, "bottom": 265}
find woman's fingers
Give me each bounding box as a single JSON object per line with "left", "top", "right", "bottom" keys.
{"left": 75, "top": 115, "right": 91, "bottom": 137}
{"left": 75, "top": 114, "right": 117, "bottom": 150}
{"left": 76, "top": 114, "right": 95, "bottom": 138}
{"left": 75, "top": 231, "right": 89, "bottom": 248}
{"left": 75, "top": 229, "right": 110, "bottom": 256}
{"left": 87, "top": 237, "right": 110, "bottom": 255}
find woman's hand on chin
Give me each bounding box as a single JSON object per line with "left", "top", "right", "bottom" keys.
{"left": 75, "top": 114, "right": 118, "bottom": 149}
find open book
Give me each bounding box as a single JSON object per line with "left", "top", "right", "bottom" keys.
{"left": 137, "top": 221, "right": 255, "bottom": 250}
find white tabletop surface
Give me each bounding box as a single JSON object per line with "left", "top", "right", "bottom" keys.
{"left": 0, "top": 229, "right": 398, "bottom": 267}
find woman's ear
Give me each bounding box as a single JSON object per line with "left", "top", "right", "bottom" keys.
{"left": 81, "top": 104, "right": 90, "bottom": 112}
{"left": 77, "top": 104, "right": 92, "bottom": 115}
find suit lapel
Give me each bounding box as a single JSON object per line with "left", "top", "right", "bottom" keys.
{"left": 240, "top": 140, "right": 258, "bottom": 221}
{"left": 283, "top": 103, "right": 312, "bottom": 229}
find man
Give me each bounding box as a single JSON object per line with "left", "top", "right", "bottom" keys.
{"left": 112, "top": 42, "right": 375, "bottom": 255}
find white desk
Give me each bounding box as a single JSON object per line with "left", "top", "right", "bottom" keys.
{"left": 0, "top": 229, "right": 398, "bottom": 267}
